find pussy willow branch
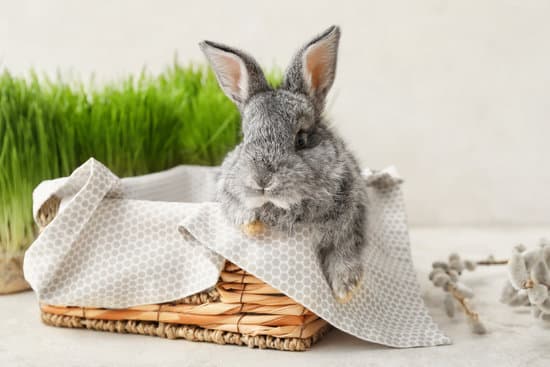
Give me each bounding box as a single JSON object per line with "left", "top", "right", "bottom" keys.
{"left": 448, "top": 284, "right": 479, "bottom": 321}
{"left": 476, "top": 259, "right": 508, "bottom": 266}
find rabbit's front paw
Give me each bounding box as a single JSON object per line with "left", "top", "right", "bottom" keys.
{"left": 241, "top": 220, "right": 266, "bottom": 236}
{"left": 328, "top": 262, "right": 364, "bottom": 304}
{"left": 257, "top": 203, "right": 296, "bottom": 233}
{"left": 235, "top": 210, "right": 266, "bottom": 237}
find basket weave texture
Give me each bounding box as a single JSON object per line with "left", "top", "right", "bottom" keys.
{"left": 40, "top": 261, "right": 330, "bottom": 351}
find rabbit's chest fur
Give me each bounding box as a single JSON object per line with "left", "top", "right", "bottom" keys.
{"left": 217, "top": 138, "right": 367, "bottom": 236}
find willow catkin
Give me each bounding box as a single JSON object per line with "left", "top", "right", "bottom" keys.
{"left": 463, "top": 260, "right": 476, "bottom": 271}
{"left": 444, "top": 293, "right": 455, "bottom": 318}
{"left": 543, "top": 246, "right": 550, "bottom": 268}
{"left": 432, "top": 273, "right": 451, "bottom": 288}
{"left": 500, "top": 280, "right": 517, "bottom": 304}
{"left": 429, "top": 267, "right": 445, "bottom": 280}
{"left": 527, "top": 284, "right": 548, "bottom": 306}
{"left": 531, "top": 261, "right": 550, "bottom": 285}
{"left": 537, "top": 298, "right": 550, "bottom": 313}
{"left": 523, "top": 248, "right": 543, "bottom": 270}
{"left": 454, "top": 282, "right": 474, "bottom": 299}
{"left": 503, "top": 240, "right": 550, "bottom": 322}
{"left": 507, "top": 290, "right": 530, "bottom": 307}
{"left": 508, "top": 250, "right": 529, "bottom": 290}
{"left": 429, "top": 254, "right": 487, "bottom": 334}
{"left": 432, "top": 261, "right": 449, "bottom": 272}
{"left": 448, "top": 270, "right": 459, "bottom": 282}
{"left": 449, "top": 253, "right": 460, "bottom": 262}
{"left": 468, "top": 318, "right": 487, "bottom": 335}
{"left": 449, "top": 258, "right": 464, "bottom": 273}
{"left": 514, "top": 244, "right": 527, "bottom": 253}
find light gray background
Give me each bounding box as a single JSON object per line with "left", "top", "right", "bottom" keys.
{"left": 2, "top": 0, "right": 549, "bottom": 226}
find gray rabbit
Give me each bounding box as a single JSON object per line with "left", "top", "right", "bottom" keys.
{"left": 200, "top": 26, "right": 367, "bottom": 303}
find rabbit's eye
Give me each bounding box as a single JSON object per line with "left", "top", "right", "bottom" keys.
{"left": 295, "top": 131, "right": 308, "bottom": 150}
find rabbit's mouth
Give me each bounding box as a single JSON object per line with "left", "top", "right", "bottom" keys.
{"left": 245, "top": 186, "right": 270, "bottom": 195}
{"left": 244, "top": 196, "right": 295, "bottom": 210}
{"left": 243, "top": 187, "right": 298, "bottom": 210}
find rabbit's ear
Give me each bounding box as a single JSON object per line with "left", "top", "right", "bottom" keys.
{"left": 199, "top": 41, "right": 270, "bottom": 108}
{"left": 283, "top": 26, "right": 340, "bottom": 111}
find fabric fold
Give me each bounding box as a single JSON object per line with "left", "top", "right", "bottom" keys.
{"left": 24, "top": 158, "right": 451, "bottom": 347}
{"left": 24, "top": 159, "right": 224, "bottom": 308}
{"left": 25, "top": 159, "right": 121, "bottom": 295}
{"left": 179, "top": 196, "right": 451, "bottom": 347}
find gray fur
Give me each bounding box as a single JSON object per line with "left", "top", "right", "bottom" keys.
{"left": 199, "top": 40, "right": 271, "bottom": 108}
{"left": 200, "top": 25, "right": 367, "bottom": 301}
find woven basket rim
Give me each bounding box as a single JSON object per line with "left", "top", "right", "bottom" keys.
{"left": 41, "top": 310, "right": 331, "bottom": 351}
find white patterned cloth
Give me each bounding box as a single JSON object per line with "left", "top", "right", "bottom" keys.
{"left": 24, "top": 158, "right": 451, "bottom": 348}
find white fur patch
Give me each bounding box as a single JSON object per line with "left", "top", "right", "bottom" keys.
{"left": 267, "top": 197, "right": 291, "bottom": 210}
{"left": 244, "top": 195, "right": 297, "bottom": 210}
{"left": 244, "top": 196, "right": 269, "bottom": 209}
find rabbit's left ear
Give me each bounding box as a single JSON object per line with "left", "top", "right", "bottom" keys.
{"left": 200, "top": 41, "right": 270, "bottom": 109}
{"left": 283, "top": 26, "right": 341, "bottom": 112}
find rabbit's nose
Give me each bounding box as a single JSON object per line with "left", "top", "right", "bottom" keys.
{"left": 255, "top": 176, "right": 271, "bottom": 190}
{"left": 248, "top": 170, "right": 273, "bottom": 192}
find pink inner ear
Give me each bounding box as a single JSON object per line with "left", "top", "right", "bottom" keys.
{"left": 211, "top": 50, "right": 245, "bottom": 99}
{"left": 223, "top": 54, "right": 242, "bottom": 94}
{"left": 305, "top": 43, "right": 330, "bottom": 92}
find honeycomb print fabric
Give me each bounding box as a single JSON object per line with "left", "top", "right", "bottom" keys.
{"left": 24, "top": 158, "right": 451, "bottom": 348}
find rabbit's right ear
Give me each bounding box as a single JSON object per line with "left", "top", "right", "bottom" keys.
{"left": 283, "top": 26, "right": 341, "bottom": 112}
{"left": 199, "top": 41, "right": 270, "bottom": 109}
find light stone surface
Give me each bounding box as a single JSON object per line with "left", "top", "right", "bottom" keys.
{"left": 2, "top": 226, "right": 549, "bottom": 367}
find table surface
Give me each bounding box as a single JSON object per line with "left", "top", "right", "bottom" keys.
{"left": 2, "top": 226, "right": 549, "bottom": 367}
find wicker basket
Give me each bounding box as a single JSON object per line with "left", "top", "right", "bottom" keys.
{"left": 37, "top": 197, "right": 330, "bottom": 351}
{"left": 40, "top": 262, "right": 330, "bottom": 351}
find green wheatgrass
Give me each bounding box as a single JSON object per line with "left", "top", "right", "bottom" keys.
{"left": 0, "top": 62, "right": 282, "bottom": 254}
